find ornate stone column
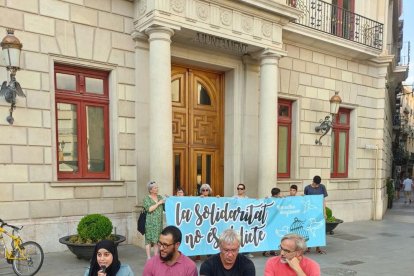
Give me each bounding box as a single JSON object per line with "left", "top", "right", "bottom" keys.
{"left": 257, "top": 50, "right": 282, "bottom": 198}
{"left": 145, "top": 26, "right": 174, "bottom": 195}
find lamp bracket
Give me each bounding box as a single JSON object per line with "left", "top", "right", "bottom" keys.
{"left": 315, "top": 115, "right": 333, "bottom": 145}
{"left": 0, "top": 70, "right": 25, "bottom": 125}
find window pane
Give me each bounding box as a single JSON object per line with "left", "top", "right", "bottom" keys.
{"left": 57, "top": 103, "right": 78, "bottom": 172}
{"left": 339, "top": 113, "right": 347, "bottom": 124}
{"left": 172, "top": 79, "right": 180, "bottom": 102}
{"left": 206, "top": 154, "right": 211, "bottom": 185}
{"left": 338, "top": 132, "right": 347, "bottom": 173}
{"left": 85, "top": 77, "right": 104, "bottom": 94}
{"left": 198, "top": 83, "right": 211, "bottom": 105}
{"left": 278, "top": 126, "right": 288, "bottom": 173}
{"left": 86, "top": 106, "right": 105, "bottom": 172}
{"left": 279, "top": 105, "right": 289, "bottom": 117}
{"left": 197, "top": 154, "right": 202, "bottom": 184}
{"left": 331, "top": 133, "right": 335, "bottom": 173}
{"left": 174, "top": 154, "right": 181, "bottom": 188}
{"left": 56, "top": 73, "right": 76, "bottom": 91}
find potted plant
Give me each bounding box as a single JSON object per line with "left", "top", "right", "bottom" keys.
{"left": 325, "top": 207, "right": 343, "bottom": 235}
{"left": 386, "top": 178, "right": 394, "bottom": 209}
{"left": 59, "top": 214, "right": 126, "bottom": 260}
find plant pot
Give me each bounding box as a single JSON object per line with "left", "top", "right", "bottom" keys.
{"left": 59, "top": 234, "right": 126, "bottom": 260}
{"left": 326, "top": 219, "right": 343, "bottom": 235}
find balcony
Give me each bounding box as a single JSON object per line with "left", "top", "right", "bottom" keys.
{"left": 287, "top": 0, "right": 383, "bottom": 50}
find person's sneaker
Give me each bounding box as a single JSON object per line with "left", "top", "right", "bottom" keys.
{"left": 245, "top": 253, "right": 254, "bottom": 258}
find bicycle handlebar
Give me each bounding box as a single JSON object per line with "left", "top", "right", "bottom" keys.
{"left": 0, "top": 219, "right": 23, "bottom": 231}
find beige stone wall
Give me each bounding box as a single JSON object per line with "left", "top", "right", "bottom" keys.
{"left": 0, "top": 0, "right": 138, "bottom": 252}
{"left": 278, "top": 41, "right": 390, "bottom": 221}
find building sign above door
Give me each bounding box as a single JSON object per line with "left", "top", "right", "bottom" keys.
{"left": 192, "top": 32, "right": 248, "bottom": 55}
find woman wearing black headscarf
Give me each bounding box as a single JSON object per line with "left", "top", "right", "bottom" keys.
{"left": 84, "top": 240, "right": 134, "bottom": 276}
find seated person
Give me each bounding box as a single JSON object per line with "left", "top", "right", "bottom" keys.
{"left": 200, "top": 228, "right": 255, "bottom": 276}
{"left": 143, "top": 225, "right": 198, "bottom": 276}
{"left": 264, "top": 233, "right": 320, "bottom": 276}
{"left": 85, "top": 239, "right": 134, "bottom": 276}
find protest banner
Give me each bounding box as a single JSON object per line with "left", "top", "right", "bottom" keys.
{"left": 165, "top": 195, "right": 325, "bottom": 256}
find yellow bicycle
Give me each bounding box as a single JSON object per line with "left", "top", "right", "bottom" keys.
{"left": 0, "top": 219, "right": 44, "bottom": 276}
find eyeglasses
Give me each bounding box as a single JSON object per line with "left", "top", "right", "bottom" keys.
{"left": 157, "top": 241, "right": 175, "bottom": 249}
{"left": 222, "top": 248, "right": 239, "bottom": 255}
{"left": 237, "top": 187, "right": 245, "bottom": 190}
{"left": 201, "top": 189, "right": 209, "bottom": 192}
{"left": 279, "top": 245, "right": 296, "bottom": 254}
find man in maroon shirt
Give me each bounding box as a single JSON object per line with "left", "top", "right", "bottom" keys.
{"left": 143, "top": 226, "right": 197, "bottom": 276}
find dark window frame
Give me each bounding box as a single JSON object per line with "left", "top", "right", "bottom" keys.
{"left": 277, "top": 99, "right": 292, "bottom": 178}
{"left": 331, "top": 108, "right": 350, "bottom": 178}
{"left": 55, "top": 64, "right": 110, "bottom": 180}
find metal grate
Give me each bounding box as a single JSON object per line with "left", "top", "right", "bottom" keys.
{"left": 287, "top": 0, "right": 383, "bottom": 50}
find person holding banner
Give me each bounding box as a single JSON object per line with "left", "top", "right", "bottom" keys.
{"left": 264, "top": 233, "right": 320, "bottom": 276}
{"left": 199, "top": 228, "right": 255, "bottom": 276}
{"left": 304, "top": 175, "right": 327, "bottom": 254}
{"left": 263, "top": 187, "right": 282, "bottom": 257}
{"left": 234, "top": 183, "right": 248, "bottom": 198}
{"left": 143, "top": 181, "right": 165, "bottom": 260}
{"left": 143, "top": 226, "right": 198, "bottom": 276}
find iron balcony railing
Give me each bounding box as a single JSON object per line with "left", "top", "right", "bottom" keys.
{"left": 287, "top": 0, "right": 383, "bottom": 50}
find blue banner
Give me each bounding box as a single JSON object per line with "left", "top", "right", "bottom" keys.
{"left": 165, "top": 195, "right": 326, "bottom": 256}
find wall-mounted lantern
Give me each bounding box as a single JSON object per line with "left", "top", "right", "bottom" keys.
{"left": 315, "top": 91, "right": 342, "bottom": 145}
{"left": 0, "top": 29, "right": 25, "bottom": 125}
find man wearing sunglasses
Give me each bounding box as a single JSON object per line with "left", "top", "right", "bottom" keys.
{"left": 143, "top": 225, "right": 198, "bottom": 276}
{"left": 234, "top": 183, "right": 248, "bottom": 198}
{"left": 264, "top": 233, "right": 320, "bottom": 276}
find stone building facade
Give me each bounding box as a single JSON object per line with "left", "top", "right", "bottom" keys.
{"left": 0, "top": 0, "right": 408, "bottom": 252}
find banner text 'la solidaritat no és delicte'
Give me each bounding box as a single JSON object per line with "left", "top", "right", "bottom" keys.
{"left": 165, "top": 195, "right": 325, "bottom": 256}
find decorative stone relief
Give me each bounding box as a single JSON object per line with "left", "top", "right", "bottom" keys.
{"left": 262, "top": 22, "right": 272, "bottom": 38}
{"left": 138, "top": 0, "right": 147, "bottom": 16}
{"left": 171, "top": 0, "right": 185, "bottom": 13}
{"left": 196, "top": 2, "right": 209, "bottom": 21}
{"left": 241, "top": 16, "right": 253, "bottom": 34}
{"left": 220, "top": 9, "right": 232, "bottom": 26}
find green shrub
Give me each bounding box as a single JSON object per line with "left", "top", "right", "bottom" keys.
{"left": 325, "top": 207, "right": 333, "bottom": 218}
{"left": 325, "top": 207, "right": 337, "bottom": 222}
{"left": 76, "top": 214, "right": 113, "bottom": 243}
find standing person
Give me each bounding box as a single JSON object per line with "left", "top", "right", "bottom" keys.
{"left": 263, "top": 187, "right": 282, "bottom": 257}
{"left": 233, "top": 183, "right": 253, "bottom": 258}
{"left": 304, "top": 175, "right": 327, "bottom": 254}
{"left": 234, "top": 183, "right": 248, "bottom": 198}
{"left": 176, "top": 187, "right": 185, "bottom": 196}
{"left": 200, "top": 228, "right": 256, "bottom": 276}
{"left": 199, "top": 183, "right": 213, "bottom": 197}
{"left": 402, "top": 175, "right": 413, "bottom": 204}
{"left": 264, "top": 233, "right": 320, "bottom": 276}
{"left": 143, "top": 181, "right": 165, "bottom": 260}
{"left": 289, "top": 185, "right": 298, "bottom": 196}
{"left": 85, "top": 240, "right": 134, "bottom": 276}
{"left": 194, "top": 183, "right": 214, "bottom": 261}
{"left": 143, "top": 226, "right": 198, "bottom": 276}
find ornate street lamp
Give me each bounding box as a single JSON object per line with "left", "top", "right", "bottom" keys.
{"left": 315, "top": 91, "right": 342, "bottom": 145}
{"left": 0, "top": 29, "right": 25, "bottom": 125}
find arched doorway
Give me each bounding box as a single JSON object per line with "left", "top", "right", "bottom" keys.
{"left": 171, "top": 65, "right": 224, "bottom": 196}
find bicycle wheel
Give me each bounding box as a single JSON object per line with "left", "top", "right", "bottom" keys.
{"left": 12, "top": 241, "right": 44, "bottom": 276}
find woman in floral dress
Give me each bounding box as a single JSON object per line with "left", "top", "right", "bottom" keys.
{"left": 143, "top": 181, "right": 164, "bottom": 260}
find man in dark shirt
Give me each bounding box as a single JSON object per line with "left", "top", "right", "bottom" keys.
{"left": 304, "top": 175, "right": 328, "bottom": 254}
{"left": 199, "top": 228, "right": 255, "bottom": 276}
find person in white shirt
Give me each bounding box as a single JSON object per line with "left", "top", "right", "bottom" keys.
{"left": 234, "top": 183, "right": 248, "bottom": 198}
{"left": 402, "top": 176, "right": 413, "bottom": 204}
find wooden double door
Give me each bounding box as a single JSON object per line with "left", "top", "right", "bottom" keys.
{"left": 172, "top": 65, "right": 224, "bottom": 196}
